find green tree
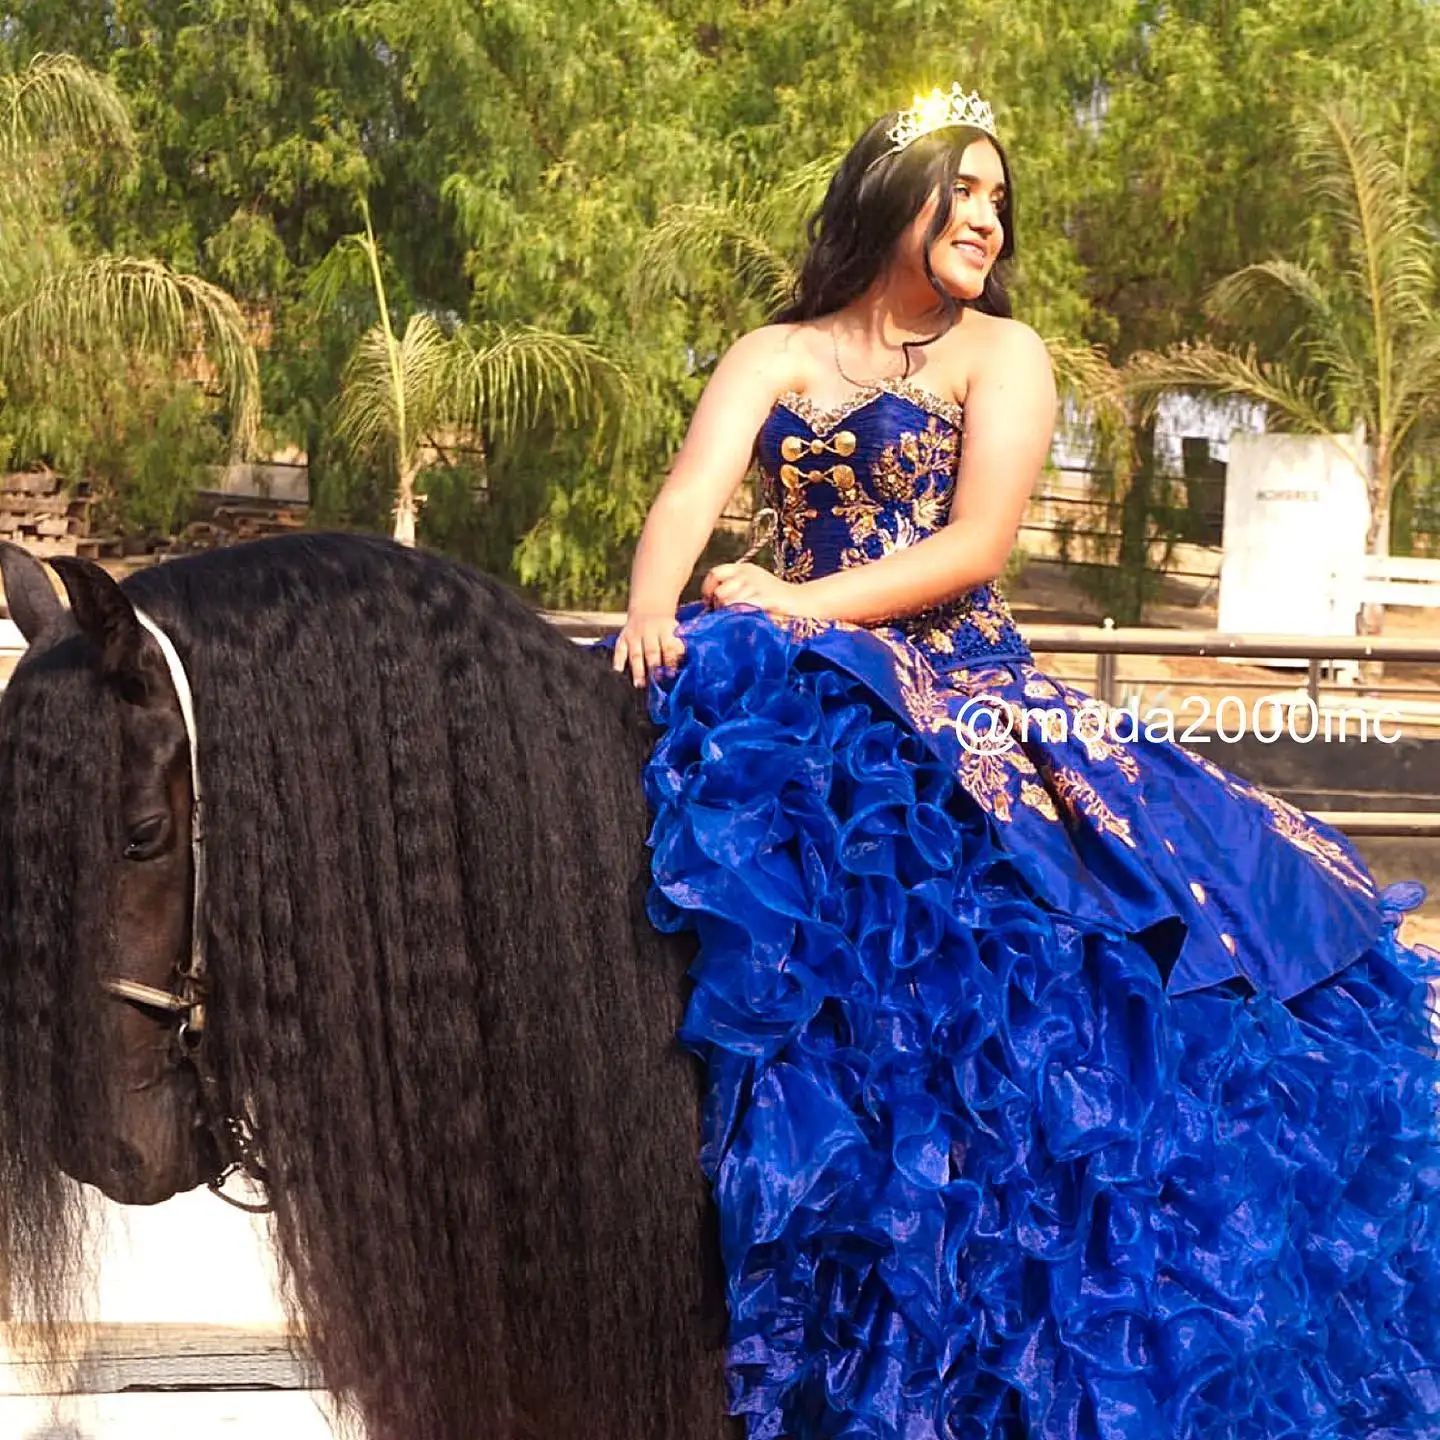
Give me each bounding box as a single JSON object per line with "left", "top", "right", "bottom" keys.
{"left": 1066, "top": 2, "right": 1440, "bottom": 620}
{"left": 0, "top": 52, "right": 259, "bottom": 495}
{"left": 321, "top": 201, "right": 631, "bottom": 545}
{"left": 1080, "top": 0, "right": 1440, "bottom": 358}
{"left": 1125, "top": 102, "right": 1440, "bottom": 633}
{"left": 14, "top": 0, "right": 1440, "bottom": 603}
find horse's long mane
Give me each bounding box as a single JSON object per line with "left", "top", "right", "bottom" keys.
{"left": 0, "top": 533, "right": 727, "bottom": 1438}
{"left": 0, "top": 627, "right": 119, "bottom": 1331}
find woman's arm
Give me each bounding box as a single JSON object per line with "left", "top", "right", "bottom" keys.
{"left": 614, "top": 325, "right": 794, "bottom": 684}
{"left": 781, "top": 323, "right": 1054, "bottom": 625}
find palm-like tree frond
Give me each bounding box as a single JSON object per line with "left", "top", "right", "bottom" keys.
{"left": 1207, "top": 258, "right": 1339, "bottom": 342}
{"left": 1043, "top": 335, "right": 1133, "bottom": 478}
{"left": 328, "top": 196, "right": 634, "bottom": 544}
{"left": 634, "top": 198, "right": 800, "bottom": 316}
{"left": 1209, "top": 257, "right": 1370, "bottom": 415}
{"left": 302, "top": 233, "right": 379, "bottom": 323}
{"left": 0, "top": 256, "right": 261, "bottom": 455}
{"left": 1385, "top": 327, "right": 1440, "bottom": 458}
{"left": 332, "top": 311, "right": 451, "bottom": 463}
{"left": 0, "top": 53, "right": 133, "bottom": 169}
{"left": 445, "top": 324, "right": 633, "bottom": 448}
{"left": 1123, "top": 342, "right": 1334, "bottom": 435}
{"left": 1043, "top": 337, "right": 1125, "bottom": 415}
{"left": 632, "top": 160, "right": 831, "bottom": 319}
{"left": 334, "top": 316, "right": 631, "bottom": 465}
{"left": 1300, "top": 103, "right": 1435, "bottom": 337}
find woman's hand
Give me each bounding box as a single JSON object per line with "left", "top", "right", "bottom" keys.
{"left": 613, "top": 610, "right": 685, "bottom": 688}
{"left": 702, "top": 562, "right": 811, "bottom": 616}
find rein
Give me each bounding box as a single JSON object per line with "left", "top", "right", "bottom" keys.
{"left": 99, "top": 606, "right": 272, "bottom": 1215}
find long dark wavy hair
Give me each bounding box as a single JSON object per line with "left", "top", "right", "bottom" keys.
{"left": 0, "top": 534, "right": 730, "bottom": 1440}
{"left": 775, "top": 114, "right": 1016, "bottom": 348}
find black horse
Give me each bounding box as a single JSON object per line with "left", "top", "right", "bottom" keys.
{"left": 0, "top": 532, "right": 732, "bottom": 1440}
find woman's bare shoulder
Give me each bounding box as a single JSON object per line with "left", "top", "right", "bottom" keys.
{"left": 964, "top": 312, "right": 1049, "bottom": 363}
{"left": 718, "top": 322, "right": 823, "bottom": 386}
{"left": 945, "top": 312, "right": 1051, "bottom": 400}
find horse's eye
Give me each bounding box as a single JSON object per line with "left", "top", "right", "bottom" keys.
{"left": 124, "top": 815, "right": 170, "bottom": 862}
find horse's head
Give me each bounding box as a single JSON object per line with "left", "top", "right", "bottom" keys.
{"left": 1, "top": 544, "right": 219, "bottom": 1204}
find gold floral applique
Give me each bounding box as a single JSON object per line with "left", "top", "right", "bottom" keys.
{"left": 871, "top": 418, "right": 958, "bottom": 505}
{"left": 968, "top": 588, "right": 1019, "bottom": 646}
{"left": 830, "top": 463, "right": 885, "bottom": 547}
{"left": 877, "top": 631, "right": 952, "bottom": 736}
{"left": 961, "top": 747, "right": 1050, "bottom": 823}
{"left": 1251, "top": 791, "right": 1375, "bottom": 896}
{"left": 1047, "top": 768, "right": 1137, "bottom": 848}
{"left": 767, "top": 463, "right": 818, "bottom": 564}
{"left": 872, "top": 634, "right": 1061, "bottom": 826}
{"left": 916, "top": 489, "right": 949, "bottom": 533}
{"left": 970, "top": 604, "right": 1007, "bottom": 646}
{"left": 777, "top": 615, "right": 835, "bottom": 642}
{"left": 843, "top": 514, "right": 921, "bottom": 570}
{"left": 1057, "top": 698, "right": 1142, "bottom": 782}
{"left": 1020, "top": 780, "right": 1061, "bottom": 821}
{"left": 833, "top": 418, "right": 960, "bottom": 571}
{"left": 1175, "top": 743, "right": 1374, "bottom": 895}
{"left": 897, "top": 584, "right": 1020, "bottom": 658}
{"left": 783, "top": 548, "right": 815, "bottom": 582}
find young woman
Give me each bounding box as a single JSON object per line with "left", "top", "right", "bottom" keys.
{"left": 615, "top": 86, "right": 1440, "bottom": 1439}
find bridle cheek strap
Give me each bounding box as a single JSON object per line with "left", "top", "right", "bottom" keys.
{"left": 133, "top": 605, "right": 208, "bottom": 1035}
{"left": 102, "top": 607, "right": 269, "bottom": 1213}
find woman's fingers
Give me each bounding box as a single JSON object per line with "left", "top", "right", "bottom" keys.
{"left": 715, "top": 578, "right": 753, "bottom": 606}
{"left": 615, "top": 619, "right": 684, "bottom": 687}
{"left": 703, "top": 563, "right": 739, "bottom": 603}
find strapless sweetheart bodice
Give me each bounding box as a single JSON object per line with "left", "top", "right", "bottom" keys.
{"left": 754, "top": 378, "right": 1029, "bottom": 669}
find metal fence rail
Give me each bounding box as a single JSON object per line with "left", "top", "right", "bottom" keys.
{"left": 8, "top": 611, "right": 1438, "bottom": 840}
{"left": 546, "top": 612, "right": 1440, "bottom": 840}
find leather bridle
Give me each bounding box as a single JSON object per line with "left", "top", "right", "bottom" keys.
{"left": 99, "top": 606, "right": 272, "bottom": 1214}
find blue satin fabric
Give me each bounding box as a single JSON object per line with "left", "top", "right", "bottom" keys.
{"left": 631, "top": 388, "right": 1440, "bottom": 1437}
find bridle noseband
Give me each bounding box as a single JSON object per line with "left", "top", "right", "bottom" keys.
{"left": 99, "top": 606, "right": 272, "bottom": 1215}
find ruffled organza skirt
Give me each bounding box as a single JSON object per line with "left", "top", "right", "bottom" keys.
{"left": 640, "top": 607, "right": 1440, "bottom": 1439}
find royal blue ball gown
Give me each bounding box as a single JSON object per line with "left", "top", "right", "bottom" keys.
{"left": 635, "top": 379, "right": 1440, "bottom": 1438}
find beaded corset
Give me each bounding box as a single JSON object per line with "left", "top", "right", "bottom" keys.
{"left": 753, "top": 379, "right": 1031, "bottom": 671}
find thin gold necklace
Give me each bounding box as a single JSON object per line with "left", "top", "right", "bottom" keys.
{"left": 831, "top": 324, "right": 907, "bottom": 388}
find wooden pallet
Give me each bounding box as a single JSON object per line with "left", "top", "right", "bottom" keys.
{"left": 173, "top": 494, "right": 311, "bottom": 552}
{"left": 0, "top": 470, "right": 93, "bottom": 557}
{"left": 0, "top": 474, "right": 311, "bottom": 561}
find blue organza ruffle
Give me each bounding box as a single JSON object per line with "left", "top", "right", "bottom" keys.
{"left": 643, "top": 609, "right": 1440, "bottom": 1440}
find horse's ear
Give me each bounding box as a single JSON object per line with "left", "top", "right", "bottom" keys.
{"left": 50, "top": 557, "right": 169, "bottom": 705}
{"left": 0, "top": 541, "right": 63, "bottom": 644}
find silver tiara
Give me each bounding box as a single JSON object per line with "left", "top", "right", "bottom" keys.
{"left": 876, "top": 84, "right": 998, "bottom": 164}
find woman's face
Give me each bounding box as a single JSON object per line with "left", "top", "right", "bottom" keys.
{"left": 894, "top": 137, "right": 1007, "bottom": 303}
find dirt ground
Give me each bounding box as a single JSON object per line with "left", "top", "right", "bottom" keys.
{"left": 1401, "top": 913, "right": 1440, "bottom": 954}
